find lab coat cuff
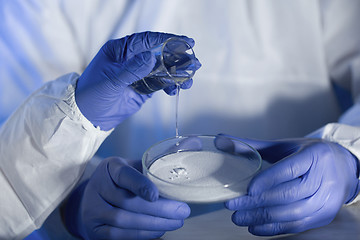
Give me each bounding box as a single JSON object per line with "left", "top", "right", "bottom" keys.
{"left": 58, "top": 72, "right": 114, "bottom": 134}
{"left": 318, "top": 123, "right": 360, "bottom": 204}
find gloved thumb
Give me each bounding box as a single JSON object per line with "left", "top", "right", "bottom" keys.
{"left": 216, "top": 134, "right": 275, "bottom": 153}
{"left": 107, "top": 157, "right": 159, "bottom": 202}
{"left": 117, "top": 51, "right": 156, "bottom": 86}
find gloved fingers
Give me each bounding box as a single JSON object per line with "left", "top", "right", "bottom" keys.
{"left": 118, "top": 51, "right": 156, "bottom": 86}
{"left": 216, "top": 134, "right": 302, "bottom": 163}
{"left": 125, "top": 31, "right": 195, "bottom": 58}
{"left": 102, "top": 157, "right": 190, "bottom": 220}
{"left": 245, "top": 147, "right": 314, "bottom": 196}
{"left": 214, "top": 135, "right": 263, "bottom": 161}
{"left": 100, "top": 207, "right": 185, "bottom": 231}
{"left": 248, "top": 221, "right": 304, "bottom": 236}
{"left": 216, "top": 134, "right": 276, "bottom": 153}
{"left": 226, "top": 175, "right": 320, "bottom": 210}
{"left": 163, "top": 78, "right": 194, "bottom": 95}
{"left": 126, "top": 197, "right": 190, "bottom": 220}
{"left": 247, "top": 208, "right": 334, "bottom": 236}
{"left": 106, "top": 157, "right": 159, "bottom": 202}
{"left": 101, "top": 186, "right": 190, "bottom": 220}
{"left": 180, "top": 78, "right": 193, "bottom": 89}
{"left": 93, "top": 226, "right": 165, "bottom": 240}
{"left": 163, "top": 84, "right": 179, "bottom": 96}
{"left": 124, "top": 158, "right": 143, "bottom": 172}
{"left": 230, "top": 195, "right": 325, "bottom": 227}
{"left": 105, "top": 32, "right": 194, "bottom": 62}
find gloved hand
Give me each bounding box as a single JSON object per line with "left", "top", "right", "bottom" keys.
{"left": 62, "top": 157, "right": 190, "bottom": 240}
{"left": 218, "top": 135, "right": 360, "bottom": 236}
{"left": 75, "top": 31, "right": 195, "bottom": 131}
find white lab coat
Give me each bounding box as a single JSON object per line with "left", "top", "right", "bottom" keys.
{"left": 1, "top": 0, "right": 360, "bottom": 239}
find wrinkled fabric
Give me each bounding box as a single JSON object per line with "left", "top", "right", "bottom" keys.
{"left": 0, "top": 73, "right": 111, "bottom": 239}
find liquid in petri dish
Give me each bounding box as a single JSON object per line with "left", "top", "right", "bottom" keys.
{"left": 172, "top": 167, "right": 187, "bottom": 175}
{"left": 147, "top": 151, "right": 258, "bottom": 202}
{"left": 169, "top": 167, "right": 189, "bottom": 181}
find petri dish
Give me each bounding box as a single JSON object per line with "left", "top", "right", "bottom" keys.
{"left": 142, "top": 135, "right": 262, "bottom": 203}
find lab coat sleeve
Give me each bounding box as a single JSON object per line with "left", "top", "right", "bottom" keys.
{"left": 307, "top": 105, "right": 360, "bottom": 204}
{"left": 0, "top": 73, "right": 111, "bottom": 239}
{"left": 311, "top": 0, "right": 360, "bottom": 204}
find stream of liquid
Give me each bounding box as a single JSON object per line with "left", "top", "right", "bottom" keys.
{"left": 175, "top": 84, "right": 180, "bottom": 138}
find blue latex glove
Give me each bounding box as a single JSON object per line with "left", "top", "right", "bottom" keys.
{"left": 218, "top": 135, "right": 360, "bottom": 236}
{"left": 75, "top": 31, "right": 195, "bottom": 131}
{"left": 62, "top": 157, "right": 190, "bottom": 240}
